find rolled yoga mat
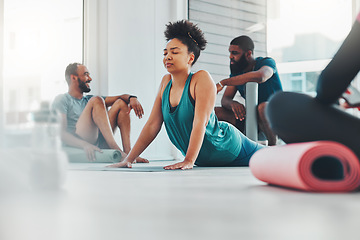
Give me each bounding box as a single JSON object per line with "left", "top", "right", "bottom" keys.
{"left": 249, "top": 141, "right": 360, "bottom": 192}
{"left": 63, "top": 147, "right": 122, "bottom": 163}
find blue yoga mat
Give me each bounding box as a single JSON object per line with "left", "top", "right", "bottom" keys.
{"left": 63, "top": 147, "right": 122, "bottom": 163}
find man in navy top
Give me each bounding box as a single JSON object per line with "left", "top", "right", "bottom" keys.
{"left": 215, "top": 36, "right": 283, "bottom": 146}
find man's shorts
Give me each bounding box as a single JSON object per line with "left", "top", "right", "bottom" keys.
{"left": 72, "top": 132, "right": 110, "bottom": 149}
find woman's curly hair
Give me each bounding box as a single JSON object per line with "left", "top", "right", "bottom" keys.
{"left": 164, "top": 20, "right": 207, "bottom": 65}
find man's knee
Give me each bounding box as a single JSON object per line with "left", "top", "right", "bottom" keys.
{"left": 112, "top": 99, "right": 130, "bottom": 118}
{"left": 215, "top": 106, "right": 232, "bottom": 120}
{"left": 113, "top": 98, "right": 128, "bottom": 110}
{"left": 88, "top": 96, "right": 106, "bottom": 108}
{"left": 214, "top": 106, "right": 223, "bottom": 117}
{"left": 215, "top": 106, "right": 242, "bottom": 131}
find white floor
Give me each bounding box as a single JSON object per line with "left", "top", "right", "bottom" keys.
{"left": 1, "top": 160, "right": 360, "bottom": 240}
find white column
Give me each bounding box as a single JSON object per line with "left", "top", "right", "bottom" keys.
{"left": 176, "top": 0, "right": 188, "bottom": 20}
{"left": 0, "top": 0, "right": 4, "bottom": 148}
{"left": 245, "top": 82, "right": 258, "bottom": 141}
{"left": 83, "top": 0, "right": 108, "bottom": 96}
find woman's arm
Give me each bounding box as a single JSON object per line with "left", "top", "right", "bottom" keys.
{"left": 164, "top": 70, "right": 216, "bottom": 170}
{"left": 109, "top": 75, "right": 171, "bottom": 168}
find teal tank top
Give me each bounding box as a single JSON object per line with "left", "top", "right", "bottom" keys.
{"left": 161, "top": 73, "right": 243, "bottom": 166}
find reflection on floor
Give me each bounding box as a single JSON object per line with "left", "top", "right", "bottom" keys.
{"left": 1, "top": 160, "right": 360, "bottom": 240}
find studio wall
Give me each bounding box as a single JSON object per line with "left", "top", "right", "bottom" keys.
{"left": 84, "top": 0, "right": 188, "bottom": 160}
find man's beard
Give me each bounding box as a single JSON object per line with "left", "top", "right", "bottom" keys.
{"left": 230, "top": 54, "right": 249, "bottom": 75}
{"left": 78, "top": 79, "right": 91, "bottom": 93}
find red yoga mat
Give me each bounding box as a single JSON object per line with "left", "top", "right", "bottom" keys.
{"left": 249, "top": 141, "right": 360, "bottom": 192}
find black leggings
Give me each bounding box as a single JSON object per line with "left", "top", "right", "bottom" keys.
{"left": 266, "top": 16, "right": 360, "bottom": 158}
{"left": 267, "top": 91, "right": 360, "bottom": 158}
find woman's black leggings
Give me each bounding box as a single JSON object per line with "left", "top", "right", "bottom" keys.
{"left": 267, "top": 91, "right": 360, "bottom": 158}
{"left": 267, "top": 14, "right": 360, "bottom": 158}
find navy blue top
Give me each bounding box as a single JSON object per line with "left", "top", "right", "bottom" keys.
{"left": 233, "top": 57, "right": 283, "bottom": 104}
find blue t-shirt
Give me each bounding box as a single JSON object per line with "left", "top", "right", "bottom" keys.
{"left": 51, "top": 93, "right": 94, "bottom": 133}
{"left": 233, "top": 57, "right": 283, "bottom": 104}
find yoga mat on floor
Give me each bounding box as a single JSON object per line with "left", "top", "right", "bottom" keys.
{"left": 63, "top": 147, "right": 122, "bottom": 163}
{"left": 249, "top": 141, "right": 360, "bottom": 192}
{"left": 86, "top": 165, "right": 167, "bottom": 172}
{"left": 68, "top": 162, "right": 208, "bottom": 172}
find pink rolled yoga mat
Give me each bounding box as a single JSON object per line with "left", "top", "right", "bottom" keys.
{"left": 249, "top": 141, "right": 360, "bottom": 192}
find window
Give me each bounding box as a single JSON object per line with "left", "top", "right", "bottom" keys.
{"left": 267, "top": 0, "right": 356, "bottom": 95}
{"left": 2, "top": 0, "right": 83, "bottom": 128}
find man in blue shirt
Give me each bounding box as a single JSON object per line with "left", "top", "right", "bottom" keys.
{"left": 215, "top": 36, "right": 283, "bottom": 146}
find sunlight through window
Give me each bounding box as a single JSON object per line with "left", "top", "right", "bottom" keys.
{"left": 267, "top": 0, "right": 354, "bottom": 95}
{"left": 3, "top": 0, "right": 83, "bottom": 127}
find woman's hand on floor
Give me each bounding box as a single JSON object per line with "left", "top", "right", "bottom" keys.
{"left": 164, "top": 160, "right": 194, "bottom": 170}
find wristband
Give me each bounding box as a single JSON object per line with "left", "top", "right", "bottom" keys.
{"left": 218, "top": 82, "right": 224, "bottom": 88}
{"left": 128, "top": 95, "right": 137, "bottom": 102}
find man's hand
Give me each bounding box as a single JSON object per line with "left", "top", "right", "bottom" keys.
{"left": 83, "top": 143, "right": 102, "bottom": 162}
{"left": 129, "top": 98, "right": 144, "bottom": 118}
{"left": 163, "top": 159, "right": 194, "bottom": 170}
{"left": 231, "top": 101, "right": 246, "bottom": 121}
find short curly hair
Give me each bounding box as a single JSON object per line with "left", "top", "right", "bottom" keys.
{"left": 164, "top": 20, "right": 207, "bottom": 65}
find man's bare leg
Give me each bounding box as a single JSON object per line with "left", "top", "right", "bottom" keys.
{"left": 76, "top": 96, "right": 120, "bottom": 150}
{"left": 108, "top": 99, "right": 131, "bottom": 153}
{"left": 108, "top": 99, "right": 148, "bottom": 163}
{"left": 257, "top": 102, "right": 277, "bottom": 146}
{"left": 214, "top": 106, "right": 245, "bottom": 133}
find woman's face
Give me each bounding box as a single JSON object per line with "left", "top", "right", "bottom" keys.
{"left": 163, "top": 38, "right": 194, "bottom": 74}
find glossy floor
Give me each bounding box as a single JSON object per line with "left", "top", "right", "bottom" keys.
{"left": 1, "top": 160, "right": 360, "bottom": 240}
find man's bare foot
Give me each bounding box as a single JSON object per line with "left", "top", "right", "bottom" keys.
{"left": 134, "top": 156, "right": 149, "bottom": 163}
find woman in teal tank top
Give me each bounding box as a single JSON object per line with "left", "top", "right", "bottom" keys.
{"left": 110, "top": 20, "right": 263, "bottom": 169}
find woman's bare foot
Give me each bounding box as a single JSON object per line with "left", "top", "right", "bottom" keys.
{"left": 118, "top": 150, "right": 149, "bottom": 163}
{"left": 134, "top": 156, "right": 149, "bottom": 163}
{"left": 107, "top": 161, "right": 132, "bottom": 168}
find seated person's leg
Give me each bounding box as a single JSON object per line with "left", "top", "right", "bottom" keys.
{"left": 257, "top": 102, "right": 277, "bottom": 146}
{"left": 76, "top": 96, "right": 119, "bottom": 149}
{"left": 107, "top": 98, "right": 131, "bottom": 153}
{"left": 267, "top": 91, "right": 360, "bottom": 157}
{"left": 107, "top": 98, "right": 149, "bottom": 163}
{"left": 215, "top": 106, "right": 245, "bottom": 133}
{"left": 96, "top": 133, "right": 110, "bottom": 149}
{"left": 75, "top": 102, "right": 100, "bottom": 145}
